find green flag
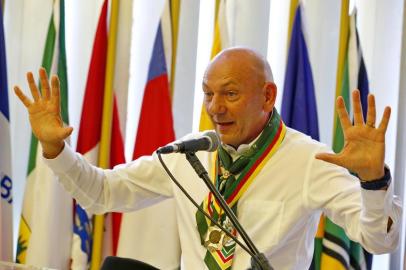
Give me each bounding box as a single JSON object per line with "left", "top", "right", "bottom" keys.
{"left": 16, "top": 1, "right": 72, "bottom": 268}
{"left": 319, "top": 11, "right": 369, "bottom": 270}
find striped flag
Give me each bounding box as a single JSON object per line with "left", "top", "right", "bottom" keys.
{"left": 70, "top": 1, "right": 107, "bottom": 268}
{"left": 15, "top": 1, "right": 73, "bottom": 268}
{"left": 116, "top": 14, "right": 181, "bottom": 268}
{"left": 132, "top": 24, "right": 175, "bottom": 157}
{"left": 71, "top": 0, "right": 128, "bottom": 268}
{"left": 102, "top": 0, "right": 133, "bottom": 258}
{"left": 319, "top": 9, "right": 371, "bottom": 270}
{"left": 199, "top": 0, "right": 229, "bottom": 131}
{"left": 0, "top": 2, "right": 13, "bottom": 262}
{"left": 281, "top": 4, "right": 319, "bottom": 141}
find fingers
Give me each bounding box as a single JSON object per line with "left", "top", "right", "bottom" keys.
{"left": 14, "top": 86, "right": 32, "bottom": 108}
{"left": 39, "top": 68, "right": 51, "bottom": 100}
{"left": 365, "top": 94, "right": 376, "bottom": 128}
{"left": 51, "top": 75, "right": 61, "bottom": 111}
{"left": 27, "top": 72, "right": 41, "bottom": 102}
{"left": 26, "top": 68, "right": 53, "bottom": 101}
{"left": 352, "top": 90, "right": 364, "bottom": 125}
{"left": 378, "top": 106, "right": 391, "bottom": 133}
{"left": 336, "top": 96, "right": 351, "bottom": 130}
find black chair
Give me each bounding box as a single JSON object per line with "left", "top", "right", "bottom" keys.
{"left": 101, "top": 256, "right": 160, "bottom": 270}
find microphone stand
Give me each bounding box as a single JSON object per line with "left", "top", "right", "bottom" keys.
{"left": 185, "top": 152, "right": 273, "bottom": 270}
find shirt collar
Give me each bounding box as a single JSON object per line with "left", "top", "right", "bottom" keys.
{"left": 221, "top": 131, "right": 262, "bottom": 161}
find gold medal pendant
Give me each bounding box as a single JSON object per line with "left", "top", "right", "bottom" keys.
{"left": 204, "top": 226, "right": 225, "bottom": 252}
{"left": 203, "top": 217, "right": 236, "bottom": 252}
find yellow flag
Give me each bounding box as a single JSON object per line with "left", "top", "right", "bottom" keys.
{"left": 199, "top": 0, "right": 228, "bottom": 131}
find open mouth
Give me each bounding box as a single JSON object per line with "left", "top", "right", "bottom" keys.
{"left": 215, "top": 121, "right": 234, "bottom": 131}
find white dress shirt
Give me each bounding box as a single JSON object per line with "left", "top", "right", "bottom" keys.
{"left": 44, "top": 128, "right": 402, "bottom": 270}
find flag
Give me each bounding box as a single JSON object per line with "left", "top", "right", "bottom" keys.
{"left": 279, "top": 5, "right": 321, "bottom": 269}
{"left": 104, "top": 0, "right": 133, "bottom": 257}
{"left": 70, "top": 0, "right": 106, "bottom": 268}
{"left": 16, "top": 1, "right": 73, "bottom": 268}
{"left": 281, "top": 5, "right": 319, "bottom": 141}
{"left": 199, "top": 0, "right": 229, "bottom": 131}
{"left": 71, "top": 0, "right": 128, "bottom": 268}
{"left": 89, "top": 0, "right": 124, "bottom": 268}
{"left": 319, "top": 9, "right": 371, "bottom": 270}
{"left": 116, "top": 18, "right": 181, "bottom": 269}
{"left": 133, "top": 24, "right": 175, "bottom": 157}
{"left": 107, "top": 98, "right": 126, "bottom": 256}
{"left": 0, "top": 2, "right": 13, "bottom": 262}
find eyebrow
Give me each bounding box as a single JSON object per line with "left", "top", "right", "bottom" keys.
{"left": 202, "top": 80, "right": 239, "bottom": 89}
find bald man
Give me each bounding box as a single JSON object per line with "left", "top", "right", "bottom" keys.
{"left": 15, "top": 47, "right": 401, "bottom": 270}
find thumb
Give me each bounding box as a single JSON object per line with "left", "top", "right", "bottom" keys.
{"left": 59, "top": 126, "right": 73, "bottom": 140}
{"left": 315, "top": 152, "right": 344, "bottom": 167}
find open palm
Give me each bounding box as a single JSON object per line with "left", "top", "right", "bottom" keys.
{"left": 316, "top": 90, "right": 390, "bottom": 181}
{"left": 14, "top": 68, "right": 72, "bottom": 156}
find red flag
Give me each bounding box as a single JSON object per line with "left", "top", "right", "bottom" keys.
{"left": 133, "top": 23, "right": 175, "bottom": 159}
{"left": 110, "top": 97, "right": 125, "bottom": 256}
{"left": 116, "top": 22, "right": 180, "bottom": 269}
{"left": 72, "top": 0, "right": 126, "bottom": 266}
{"left": 72, "top": 1, "right": 108, "bottom": 268}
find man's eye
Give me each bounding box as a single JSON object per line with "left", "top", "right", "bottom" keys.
{"left": 226, "top": 91, "right": 238, "bottom": 100}
{"left": 204, "top": 92, "right": 213, "bottom": 99}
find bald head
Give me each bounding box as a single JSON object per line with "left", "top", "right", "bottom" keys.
{"left": 202, "top": 47, "right": 277, "bottom": 147}
{"left": 205, "top": 47, "right": 274, "bottom": 84}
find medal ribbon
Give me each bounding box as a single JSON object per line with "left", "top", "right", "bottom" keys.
{"left": 196, "top": 110, "right": 286, "bottom": 270}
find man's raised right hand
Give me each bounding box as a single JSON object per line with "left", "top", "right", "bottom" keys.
{"left": 14, "top": 68, "right": 73, "bottom": 158}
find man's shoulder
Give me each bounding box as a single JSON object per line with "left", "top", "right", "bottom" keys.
{"left": 282, "top": 127, "right": 329, "bottom": 153}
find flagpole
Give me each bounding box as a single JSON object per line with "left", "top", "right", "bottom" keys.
{"left": 90, "top": 0, "right": 119, "bottom": 269}
{"left": 333, "top": 0, "right": 349, "bottom": 133}
{"left": 286, "top": 0, "right": 298, "bottom": 51}
{"left": 169, "top": 0, "right": 180, "bottom": 99}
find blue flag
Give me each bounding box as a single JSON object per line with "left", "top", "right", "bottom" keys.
{"left": 0, "top": 4, "right": 8, "bottom": 121}
{"left": 0, "top": 2, "right": 13, "bottom": 261}
{"left": 356, "top": 29, "right": 369, "bottom": 120}
{"left": 281, "top": 6, "right": 319, "bottom": 141}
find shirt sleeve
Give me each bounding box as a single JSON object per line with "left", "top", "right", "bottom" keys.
{"left": 43, "top": 143, "right": 175, "bottom": 214}
{"left": 304, "top": 145, "right": 402, "bottom": 254}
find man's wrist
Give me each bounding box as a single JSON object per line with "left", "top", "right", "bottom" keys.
{"left": 360, "top": 166, "right": 391, "bottom": 190}
{"left": 42, "top": 141, "right": 65, "bottom": 159}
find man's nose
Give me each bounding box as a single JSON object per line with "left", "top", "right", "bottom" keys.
{"left": 207, "top": 95, "right": 226, "bottom": 115}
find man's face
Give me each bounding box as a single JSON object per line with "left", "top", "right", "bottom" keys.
{"left": 203, "top": 57, "right": 272, "bottom": 147}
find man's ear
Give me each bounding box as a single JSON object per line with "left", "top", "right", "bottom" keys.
{"left": 263, "top": 82, "right": 277, "bottom": 112}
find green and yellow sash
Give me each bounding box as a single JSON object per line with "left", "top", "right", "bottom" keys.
{"left": 196, "top": 110, "right": 286, "bottom": 270}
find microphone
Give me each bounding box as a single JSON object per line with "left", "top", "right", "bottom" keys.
{"left": 157, "top": 130, "right": 219, "bottom": 154}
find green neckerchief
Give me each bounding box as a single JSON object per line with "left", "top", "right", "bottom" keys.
{"left": 196, "top": 109, "right": 285, "bottom": 270}
{"left": 216, "top": 109, "right": 279, "bottom": 198}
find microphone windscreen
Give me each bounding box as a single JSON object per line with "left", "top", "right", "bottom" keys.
{"left": 101, "top": 256, "right": 159, "bottom": 270}
{"left": 202, "top": 130, "right": 220, "bottom": 152}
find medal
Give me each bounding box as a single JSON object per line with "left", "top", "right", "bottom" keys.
{"left": 209, "top": 229, "right": 222, "bottom": 243}
{"left": 203, "top": 217, "right": 236, "bottom": 252}
{"left": 222, "top": 169, "right": 231, "bottom": 179}
{"left": 204, "top": 226, "right": 225, "bottom": 252}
